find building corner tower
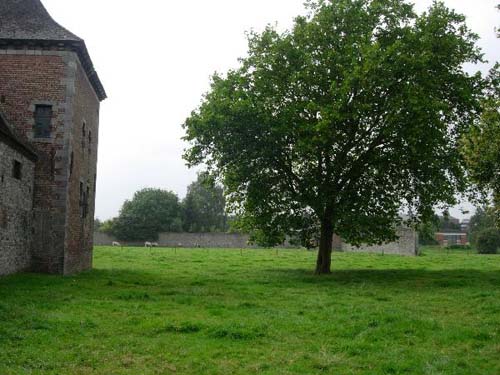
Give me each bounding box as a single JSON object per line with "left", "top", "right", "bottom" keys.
{"left": 0, "top": 0, "right": 106, "bottom": 275}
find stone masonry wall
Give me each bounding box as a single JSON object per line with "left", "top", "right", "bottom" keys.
{"left": 63, "top": 55, "right": 100, "bottom": 275}
{"left": 94, "top": 232, "right": 258, "bottom": 248}
{"left": 0, "top": 142, "right": 35, "bottom": 276}
{"left": 340, "top": 227, "right": 418, "bottom": 256}
{"left": 94, "top": 229, "right": 418, "bottom": 255}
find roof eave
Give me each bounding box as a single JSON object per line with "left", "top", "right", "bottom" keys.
{"left": 0, "top": 38, "right": 107, "bottom": 102}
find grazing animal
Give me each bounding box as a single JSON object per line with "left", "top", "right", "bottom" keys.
{"left": 112, "top": 241, "right": 121, "bottom": 247}
{"left": 144, "top": 241, "right": 152, "bottom": 248}
{"left": 151, "top": 242, "right": 159, "bottom": 247}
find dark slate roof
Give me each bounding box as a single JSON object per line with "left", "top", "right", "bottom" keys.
{"left": 0, "top": 0, "right": 81, "bottom": 41}
{"left": 0, "top": 111, "right": 38, "bottom": 162}
{"left": 0, "top": 0, "right": 107, "bottom": 101}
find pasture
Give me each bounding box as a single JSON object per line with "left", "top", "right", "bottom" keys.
{"left": 0, "top": 246, "right": 499, "bottom": 374}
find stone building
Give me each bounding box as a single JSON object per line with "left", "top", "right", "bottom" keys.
{"left": 0, "top": 0, "right": 106, "bottom": 276}
{"left": 0, "top": 112, "right": 37, "bottom": 275}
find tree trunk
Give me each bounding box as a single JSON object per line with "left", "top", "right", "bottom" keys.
{"left": 315, "top": 217, "right": 334, "bottom": 275}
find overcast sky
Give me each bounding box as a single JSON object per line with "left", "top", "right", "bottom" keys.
{"left": 43, "top": 0, "right": 499, "bottom": 220}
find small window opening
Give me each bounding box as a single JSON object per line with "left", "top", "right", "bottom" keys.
{"left": 12, "top": 160, "right": 22, "bottom": 180}
{"left": 69, "top": 151, "right": 74, "bottom": 177}
{"left": 0, "top": 95, "right": 6, "bottom": 104}
{"left": 81, "top": 122, "right": 86, "bottom": 149}
{"left": 34, "top": 105, "right": 52, "bottom": 138}
{"left": 88, "top": 131, "right": 92, "bottom": 154}
{"left": 79, "top": 181, "right": 89, "bottom": 219}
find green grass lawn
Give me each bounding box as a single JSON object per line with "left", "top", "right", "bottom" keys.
{"left": 1, "top": 247, "right": 499, "bottom": 375}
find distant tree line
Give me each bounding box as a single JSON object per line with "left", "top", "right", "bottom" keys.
{"left": 95, "top": 173, "right": 231, "bottom": 241}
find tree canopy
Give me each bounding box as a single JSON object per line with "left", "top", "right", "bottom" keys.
{"left": 184, "top": 0, "right": 487, "bottom": 273}
{"left": 111, "top": 188, "right": 183, "bottom": 241}
{"left": 183, "top": 173, "right": 228, "bottom": 232}
{"left": 461, "top": 65, "right": 500, "bottom": 227}
{"left": 468, "top": 206, "right": 498, "bottom": 246}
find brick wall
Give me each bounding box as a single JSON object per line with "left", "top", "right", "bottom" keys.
{"left": 0, "top": 48, "right": 100, "bottom": 275}
{"left": 0, "top": 49, "right": 69, "bottom": 273}
{"left": 0, "top": 142, "right": 35, "bottom": 276}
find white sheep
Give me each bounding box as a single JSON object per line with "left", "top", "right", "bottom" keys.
{"left": 144, "top": 241, "right": 152, "bottom": 248}
{"left": 112, "top": 241, "right": 121, "bottom": 247}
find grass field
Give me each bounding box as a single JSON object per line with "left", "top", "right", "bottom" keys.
{"left": 0, "top": 246, "right": 499, "bottom": 375}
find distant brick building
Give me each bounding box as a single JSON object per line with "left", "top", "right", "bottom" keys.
{"left": 435, "top": 232, "right": 468, "bottom": 247}
{"left": 0, "top": 0, "right": 106, "bottom": 276}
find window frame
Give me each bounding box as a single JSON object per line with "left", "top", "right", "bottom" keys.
{"left": 33, "top": 105, "right": 53, "bottom": 139}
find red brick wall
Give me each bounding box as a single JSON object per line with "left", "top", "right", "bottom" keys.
{"left": 0, "top": 48, "right": 101, "bottom": 275}
{"left": 0, "top": 51, "right": 68, "bottom": 273}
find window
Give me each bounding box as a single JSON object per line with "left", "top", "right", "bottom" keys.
{"left": 34, "top": 105, "right": 52, "bottom": 138}
{"left": 88, "top": 131, "right": 92, "bottom": 154}
{"left": 12, "top": 160, "right": 22, "bottom": 180}
{"left": 69, "top": 151, "right": 74, "bottom": 177}
{"left": 79, "top": 181, "right": 89, "bottom": 219}
{"left": 81, "top": 122, "right": 86, "bottom": 149}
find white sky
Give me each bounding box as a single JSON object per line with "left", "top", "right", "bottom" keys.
{"left": 42, "top": 0, "right": 499, "bottom": 221}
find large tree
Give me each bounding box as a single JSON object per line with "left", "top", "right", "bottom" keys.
{"left": 183, "top": 173, "right": 227, "bottom": 232}
{"left": 461, "top": 65, "right": 500, "bottom": 227}
{"left": 112, "top": 188, "right": 183, "bottom": 241}
{"left": 183, "top": 0, "right": 486, "bottom": 273}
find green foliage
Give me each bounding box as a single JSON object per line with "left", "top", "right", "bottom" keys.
{"left": 182, "top": 173, "right": 228, "bottom": 232}
{"left": 417, "top": 214, "right": 439, "bottom": 245}
{"left": 93, "top": 218, "right": 102, "bottom": 231}
{"left": 469, "top": 206, "right": 497, "bottom": 246}
{"left": 438, "top": 210, "right": 461, "bottom": 231}
{"left": 183, "top": 0, "right": 487, "bottom": 272}
{"left": 0, "top": 247, "right": 499, "bottom": 374}
{"left": 476, "top": 228, "right": 500, "bottom": 254}
{"left": 112, "top": 188, "right": 183, "bottom": 241}
{"left": 461, "top": 65, "right": 500, "bottom": 227}
{"left": 99, "top": 218, "right": 117, "bottom": 235}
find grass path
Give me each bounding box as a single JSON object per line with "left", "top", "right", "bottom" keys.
{"left": 0, "top": 247, "right": 499, "bottom": 374}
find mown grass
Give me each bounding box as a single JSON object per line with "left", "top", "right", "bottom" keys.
{"left": 0, "top": 246, "right": 499, "bottom": 374}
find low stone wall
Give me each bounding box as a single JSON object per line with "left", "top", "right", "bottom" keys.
{"left": 339, "top": 227, "right": 418, "bottom": 256}
{"left": 94, "top": 228, "right": 418, "bottom": 255}
{"left": 94, "top": 232, "right": 258, "bottom": 248}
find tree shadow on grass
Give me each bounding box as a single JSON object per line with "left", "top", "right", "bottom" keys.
{"left": 1, "top": 267, "right": 499, "bottom": 295}
{"left": 260, "top": 268, "right": 500, "bottom": 289}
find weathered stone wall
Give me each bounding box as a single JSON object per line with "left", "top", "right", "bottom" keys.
{"left": 0, "top": 142, "right": 35, "bottom": 276}
{"left": 63, "top": 55, "right": 100, "bottom": 275}
{"left": 339, "top": 227, "right": 418, "bottom": 256}
{"left": 94, "top": 229, "right": 418, "bottom": 255}
{"left": 158, "top": 232, "right": 255, "bottom": 248}
{"left": 94, "top": 232, "right": 257, "bottom": 248}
